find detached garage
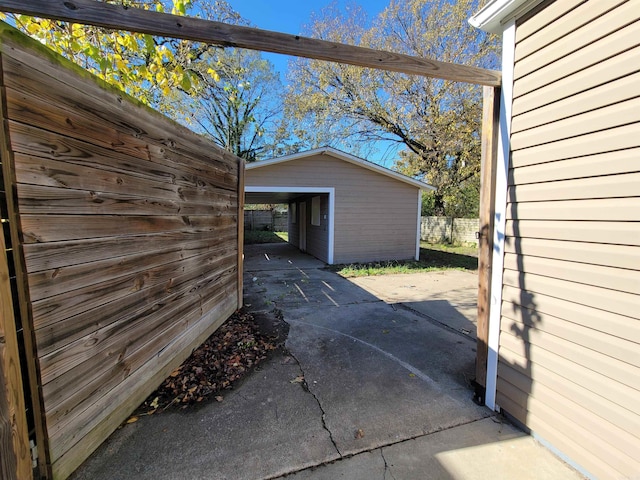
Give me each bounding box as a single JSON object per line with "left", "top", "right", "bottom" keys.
{"left": 245, "top": 147, "right": 434, "bottom": 264}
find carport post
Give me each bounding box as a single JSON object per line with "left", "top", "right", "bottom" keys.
{"left": 475, "top": 85, "right": 500, "bottom": 404}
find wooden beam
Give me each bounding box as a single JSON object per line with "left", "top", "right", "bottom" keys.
{"left": 475, "top": 85, "right": 500, "bottom": 404}
{"left": 0, "top": 0, "right": 501, "bottom": 86}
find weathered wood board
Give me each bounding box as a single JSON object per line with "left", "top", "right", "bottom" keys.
{"left": 0, "top": 24, "right": 243, "bottom": 479}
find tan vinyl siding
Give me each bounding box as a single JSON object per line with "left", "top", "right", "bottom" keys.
{"left": 497, "top": 2, "right": 640, "bottom": 479}
{"left": 246, "top": 155, "right": 419, "bottom": 264}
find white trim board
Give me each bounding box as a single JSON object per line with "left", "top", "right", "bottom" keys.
{"left": 415, "top": 190, "right": 422, "bottom": 261}
{"left": 485, "top": 19, "right": 516, "bottom": 411}
{"left": 469, "top": 0, "right": 544, "bottom": 33}
{"left": 245, "top": 186, "right": 335, "bottom": 264}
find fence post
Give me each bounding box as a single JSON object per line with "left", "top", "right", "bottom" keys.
{"left": 475, "top": 85, "right": 500, "bottom": 403}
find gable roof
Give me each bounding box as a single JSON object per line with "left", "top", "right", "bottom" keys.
{"left": 246, "top": 147, "right": 435, "bottom": 191}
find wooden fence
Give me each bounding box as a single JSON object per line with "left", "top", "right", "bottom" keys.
{"left": 0, "top": 25, "right": 243, "bottom": 480}
{"left": 244, "top": 210, "right": 288, "bottom": 231}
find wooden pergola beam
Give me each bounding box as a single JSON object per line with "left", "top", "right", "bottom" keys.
{"left": 0, "top": 0, "right": 501, "bottom": 86}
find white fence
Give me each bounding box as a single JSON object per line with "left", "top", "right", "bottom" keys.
{"left": 420, "top": 217, "right": 479, "bottom": 244}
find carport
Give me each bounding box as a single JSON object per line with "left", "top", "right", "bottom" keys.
{"left": 245, "top": 185, "right": 336, "bottom": 264}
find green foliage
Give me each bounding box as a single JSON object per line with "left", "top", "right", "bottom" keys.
{"left": 8, "top": 1, "right": 284, "bottom": 161}
{"left": 285, "top": 0, "right": 499, "bottom": 215}
{"left": 421, "top": 191, "right": 436, "bottom": 216}
{"left": 244, "top": 231, "right": 288, "bottom": 245}
{"left": 8, "top": 1, "right": 208, "bottom": 104}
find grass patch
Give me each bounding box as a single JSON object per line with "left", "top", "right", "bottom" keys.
{"left": 330, "top": 243, "right": 478, "bottom": 277}
{"left": 421, "top": 242, "right": 478, "bottom": 257}
{"left": 244, "top": 230, "right": 288, "bottom": 245}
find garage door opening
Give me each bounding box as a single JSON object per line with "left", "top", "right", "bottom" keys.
{"left": 245, "top": 186, "right": 335, "bottom": 264}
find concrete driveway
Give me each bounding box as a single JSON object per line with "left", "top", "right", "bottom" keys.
{"left": 72, "top": 243, "right": 583, "bottom": 480}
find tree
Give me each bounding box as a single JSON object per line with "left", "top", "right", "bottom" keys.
{"left": 7, "top": 0, "right": 245, "bottom": 110}
{"left": 10, "top": 1, "right": 287, "bottom": 162}
{"left": 186, "top": 48, "right": 283, "bottom": 161}
{"left": 285, "top": 0, "right": 499, "bottom": 216}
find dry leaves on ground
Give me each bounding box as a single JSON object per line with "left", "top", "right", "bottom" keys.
{"left": 135, "top": 310, "right": 280, "bottom": 415}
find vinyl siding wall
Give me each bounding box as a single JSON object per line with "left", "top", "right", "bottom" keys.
{"left": 246, "top": 155, "right": 419, "bottom": 264}
{"left": 496, "top": 1, "right": 640, "bottom": 479}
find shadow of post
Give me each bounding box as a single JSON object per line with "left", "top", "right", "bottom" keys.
{"left": 499, "top": 180, "right": 541, "bottom": 430}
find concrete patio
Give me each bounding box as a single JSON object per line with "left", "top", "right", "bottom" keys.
{"left": 70, "top": 243, "right": 584, "bottom": 480}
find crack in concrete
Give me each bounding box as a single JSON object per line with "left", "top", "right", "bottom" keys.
{"left": 267, "top": 415, "right": 495, "bottom": 479}
{"left": 286, "top": 348, "right": 342, "bottom": 458}
{"left": 380, "top": 448, "right": 398, "bottom": 480}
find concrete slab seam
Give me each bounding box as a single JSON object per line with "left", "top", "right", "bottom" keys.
{"left": 268, "top": 416, "right": 496, "bottom": 480}
{"left": 395, "top": 303, "right": 477, "bottom": 342}
{"left": 287, "top": 319, "right": 440, "bottom": 389}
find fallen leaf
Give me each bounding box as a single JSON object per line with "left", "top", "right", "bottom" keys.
{"left": 290, "top": 375, "right": 305, "bottom": 384}
{"left": 215, "top": 396, "right": 224, "bottom": 402}
{"left": 409, "top": 373, "right": 416, "bottom": 378}
{"left": 150, "top": 397, "right": 160, "bottom": 409}
{"left": 355, "top": 429, "right": 365, "bottom": 439}
{"left": 382, "top": 329, "right": 390, "bottom": 334}
{"left": 126, "top": 416, "right": 138, "bottom": 424}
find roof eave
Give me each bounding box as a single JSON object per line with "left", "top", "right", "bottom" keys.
{"left": 469, "top": 0, "right": 542, "bottom": 33}
{"left": 246, "top": 147, "right": 435, "bottom": 191}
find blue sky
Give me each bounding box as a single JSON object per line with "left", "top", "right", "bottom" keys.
{"left": 226, "top": 0, "right": 390, "bottom": 79}
{"left": 226, "top": 0, "right": 400, "bottom": 165}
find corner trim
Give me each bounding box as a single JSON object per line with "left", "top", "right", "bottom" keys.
{"left": 485, "top": 18, "right": 516, "bottom": 410}
{"left": 415, "top": 190, "right": 422, "bottom": 261}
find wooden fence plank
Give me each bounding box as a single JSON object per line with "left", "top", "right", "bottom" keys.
{"left": 0, "top": 47, "right": 238, "bottom": 175}
{"left": 41, "top": 270, "right": 237, "bottom": 434}
{"left": 28, "top": 240, "right": 234, "bottom": 302}
{"left": 0, "top": 48, "right": 50, "bottom": 479}
{"left": 0, "top": 0, "right": 501, "bottom": 86}
{"left": 20, "top": 213, "right": 236, "bottom": 243}
{"left": 37, "top": 257, "right": 237, "bottom": 387}
{"left": 237, "top": 158, "right": 245, "bottom": 309}
{"left": 33, "top": 246, "right": 235, "bottom": 357}
{"left": 17, "top": 184, "right": 234, "bottom": 216}
{"left": 31, "top": 250, "right": 235, "bottom": 329}
{"left": 45, "top": 281, "right": 235, "bottom": 455}
{"left": 23, "top": 229, "right": 235, "bottom": 273}
{"left": 9, "top": 122, "right": 237, "bottom": 192}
